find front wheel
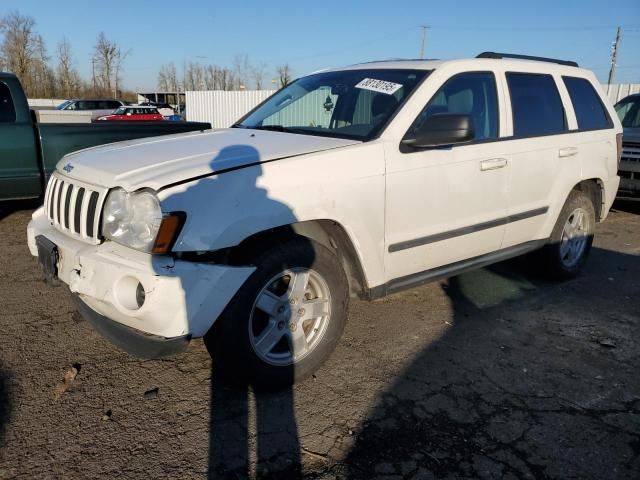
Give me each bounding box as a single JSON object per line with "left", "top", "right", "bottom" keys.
{"left": 206, "top": 237, "right": 349, "bottom": 389}
{"left": 539, "top": 190, "right": 596, "bottom": 279}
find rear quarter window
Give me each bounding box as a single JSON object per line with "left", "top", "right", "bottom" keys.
{"left": 0, "top": 82, "right": 16, "bottom": 123}
{"left": 507, "top": 72, "right": 566, "bottom": 137}
{"left": 562, "top": 76, "right": 612, "bottom": 130}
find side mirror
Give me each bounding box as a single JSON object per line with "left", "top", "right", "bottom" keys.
{"left": 402, "top": 113, "right": 474, "bottom": 148}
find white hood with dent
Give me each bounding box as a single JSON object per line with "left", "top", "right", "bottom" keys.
{"left": 57, "top": 128, "right": 360, "bottom": 191}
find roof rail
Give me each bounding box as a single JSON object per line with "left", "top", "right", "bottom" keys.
{"left": 476, "top": 52, "right": 578, "bottom": 68}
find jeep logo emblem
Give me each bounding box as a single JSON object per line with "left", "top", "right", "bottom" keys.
{"left": 63, "top": 163, "right": 74, "bottom": 173}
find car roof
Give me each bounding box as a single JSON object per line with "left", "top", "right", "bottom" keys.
{"left": 317, "top": 57, "right": 587, "bottom": 75}
{"left": 69, "top": 99, "right": 123, "bottom": 102}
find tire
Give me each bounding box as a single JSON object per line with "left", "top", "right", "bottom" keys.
{"left": 205, "top": 236, "right": 349, "bottom": 390}
{"left": 539, "top": 190, "right": 596, "bottom": 279}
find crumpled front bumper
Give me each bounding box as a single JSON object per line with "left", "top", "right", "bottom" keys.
{"left": 27, "top": 207, "right": 255, "bottom": 354}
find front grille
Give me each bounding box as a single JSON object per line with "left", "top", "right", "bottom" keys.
{"left": 621, "top": 142, "right": 640, "bottom": 165}
{"left": 620, "top": 141, "right": 640, "bottom": 187}
{"left": 44, "top": 172, "right": 108, "bottom": 244}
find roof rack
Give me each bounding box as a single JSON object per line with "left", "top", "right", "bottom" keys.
{"left": 355, "top": 58, "right": 440, "bottom": 65}
{"left": 476, "top": 52, "right": 578, "bottom": 68}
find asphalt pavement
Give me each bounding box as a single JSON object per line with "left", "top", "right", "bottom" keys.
{"left": 0, "top": 201, "right": 638, "bottom": 479}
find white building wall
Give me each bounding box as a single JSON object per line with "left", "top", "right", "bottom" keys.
{"left": 185, "top": 84, "right": 640, "bottom": 128}
{"left": 604, "top": 83, "right": 640, "bottom": 103}
{"left": 185, "top": 90, "right": 274, "bottom": 128}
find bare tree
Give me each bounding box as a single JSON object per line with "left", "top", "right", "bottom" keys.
{"left": 30, "top": 34, "right": 56, "bottom": 97}
{"left": 276, "top": 64, "right": 292, "bottom": 88}
{"left": 93, "top": 32, "right": 129, "bottom": 97}
{"left": 252, "top": 61, "right": 267, "bottom": 90}
{"left": 158, "top": 62, "right": 178, "bottom": 91}
{"left": 0, "top": 12, "right": 38, "bottom": 94}
{"left": 56, "top": 38, "right": 80, "bottom": 98}
{"left": 232, "top": 53, "right": 251, "bottom": 89}
{"left": 183, "top": 61, "right": 205, "bottom": 91}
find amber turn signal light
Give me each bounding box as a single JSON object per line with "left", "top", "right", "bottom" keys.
{"left": 152, "top": 213, "right": 185, "bottom": 254}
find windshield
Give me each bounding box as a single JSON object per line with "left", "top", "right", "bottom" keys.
{"left": 615, "top": 96, "right": 640, "bottom": 128}
{"left": 56, "top": 100, "right": 72, "bottom": 110}
{"left": 113, "top": 107, "right": 127, "bottom": 115}
{"left": 236, "top": 69, "right": 429, "bottom": 140}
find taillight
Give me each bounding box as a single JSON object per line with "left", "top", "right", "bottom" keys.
{"left": 616, "top": 133, "right": 623, "bottom": 170}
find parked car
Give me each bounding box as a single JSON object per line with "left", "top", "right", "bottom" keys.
{"left": 56, "top": 99, "right": 125, "bottom": 119}
{"left": 27, "top": 53, "right": 622, "bottom": 388}
{"left": 96, "top": 106, "right": 165, "bottom": 121}
{"left": 139, "top": 102, "right": 176, "bottom": 118}
{"left": 0, "top": 72, "right": 211, "bottom": 201}
{"left": 614, "top": 93, "right": 640, "bottom": 198}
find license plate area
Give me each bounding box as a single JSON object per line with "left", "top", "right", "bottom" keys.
{"left": 36, "top": 235, "right": 60, "bottom": 286}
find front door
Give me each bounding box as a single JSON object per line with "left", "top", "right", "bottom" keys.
{"left": 384, "top": 71, "right": 508, "bottom": 282}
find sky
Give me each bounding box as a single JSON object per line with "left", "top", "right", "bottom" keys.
{"left": 2, "top": 0, "right": 639, "bottom": 91}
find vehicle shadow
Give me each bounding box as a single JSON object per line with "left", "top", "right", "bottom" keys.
{"left": 344, "top": 246, "right": 640, "bottom": 479}
{"left": 612, "top": 199, "right": 640, "bottom": 215}
{"left": 156, "top": 145, "right": 309, "bottom": 478}
{"left": 0, "top": 199, "right": 40, "bottom": 222}
{"left": 0, "top": 368, "right": 10, "bottom": 448}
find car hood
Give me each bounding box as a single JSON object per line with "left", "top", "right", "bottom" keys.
{"left": 57, "top": 128, "right": 360, "bottom": 191}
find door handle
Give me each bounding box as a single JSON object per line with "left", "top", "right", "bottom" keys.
{"left": 559, "top": 147, "right": 578, "bottom": 158}
{"left": 480, "top": 158, "right": 508, "bottom": 171}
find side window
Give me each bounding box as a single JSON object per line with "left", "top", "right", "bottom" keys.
{"left": 409, "top": 72, "right": 499, "bottom": 141}
{"left": 562, "top": 76, "right": 612, "bottom": 130}
{"left": 0, "top": 82, "right": 16, "bottom": 123}
{"left": 109, "top": 101, "right": 121, "bottom": 109}
{"left": 507, "top": 73, "right": 566, "bottom": 137}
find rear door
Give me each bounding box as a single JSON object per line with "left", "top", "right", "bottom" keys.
{"left": 0, "top": 80, "right": 41, "bottom": 200}
{"left": 499, "top": 71, "right": 580, "bottom": 248}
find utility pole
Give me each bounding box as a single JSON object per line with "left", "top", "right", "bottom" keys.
{"left": 608, "top": 26, "right": 621, "bottom": 85}
{"left": 91, "top": 58, "right": 96, "bottom": 91}
{"left": 419, "top": 25, "right": 429, "bottom": 59}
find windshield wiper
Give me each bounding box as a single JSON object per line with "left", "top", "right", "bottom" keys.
{"left": 240, "top": 125, "right": 313, "bottom": 135}
{"left": 250, "top": 125, "right": 289, "bottom": 132}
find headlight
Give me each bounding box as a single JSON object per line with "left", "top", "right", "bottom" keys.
{"left": 102, "top": 188, "right": 163, "bottom": 252}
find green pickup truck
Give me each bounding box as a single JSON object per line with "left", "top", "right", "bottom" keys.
{"left": 0, "top": 72, "right": 211, "bottom": 201}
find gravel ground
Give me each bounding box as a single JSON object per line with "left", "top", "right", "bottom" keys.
{"left": 0, "top": 201, "right": 638, "bottom": 479}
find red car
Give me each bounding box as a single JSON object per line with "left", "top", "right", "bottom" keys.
{"left": 96, "top": 106, "right": 164, "bottom": 121}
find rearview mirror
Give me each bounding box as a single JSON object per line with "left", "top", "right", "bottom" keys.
{"left": 402, "top": 113, "right": 474, "bottom": 148}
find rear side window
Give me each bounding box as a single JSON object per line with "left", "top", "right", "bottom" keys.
{"left": 507, "top": 73, "right": 566, "bottom": 137}
{"left": 0, "top": 82, "right": 16, "bottom": 123}
{"left": 562, "top": 76, "right": 612, "bottom": 130}
{"left": 409, "top": 71, "right": 499, "bottom": 140}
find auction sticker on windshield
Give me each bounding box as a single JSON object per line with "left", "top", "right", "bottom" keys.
{"left": 355, "top": 78, "right": 403, "bottom": 95}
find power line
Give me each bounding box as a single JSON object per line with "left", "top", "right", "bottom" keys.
{"left": 428, "top": 23, "right": 640, "bottom": 32}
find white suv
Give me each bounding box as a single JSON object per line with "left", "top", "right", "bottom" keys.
{"left": 28, "top": 53, "right": 622, "bottom": 387}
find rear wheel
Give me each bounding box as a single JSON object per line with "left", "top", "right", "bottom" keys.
{"left": 540, "top": 190, "right": 595, "bottom": 279}
{"left": 206, "top": 236, "right": 348, "bottom": 389}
